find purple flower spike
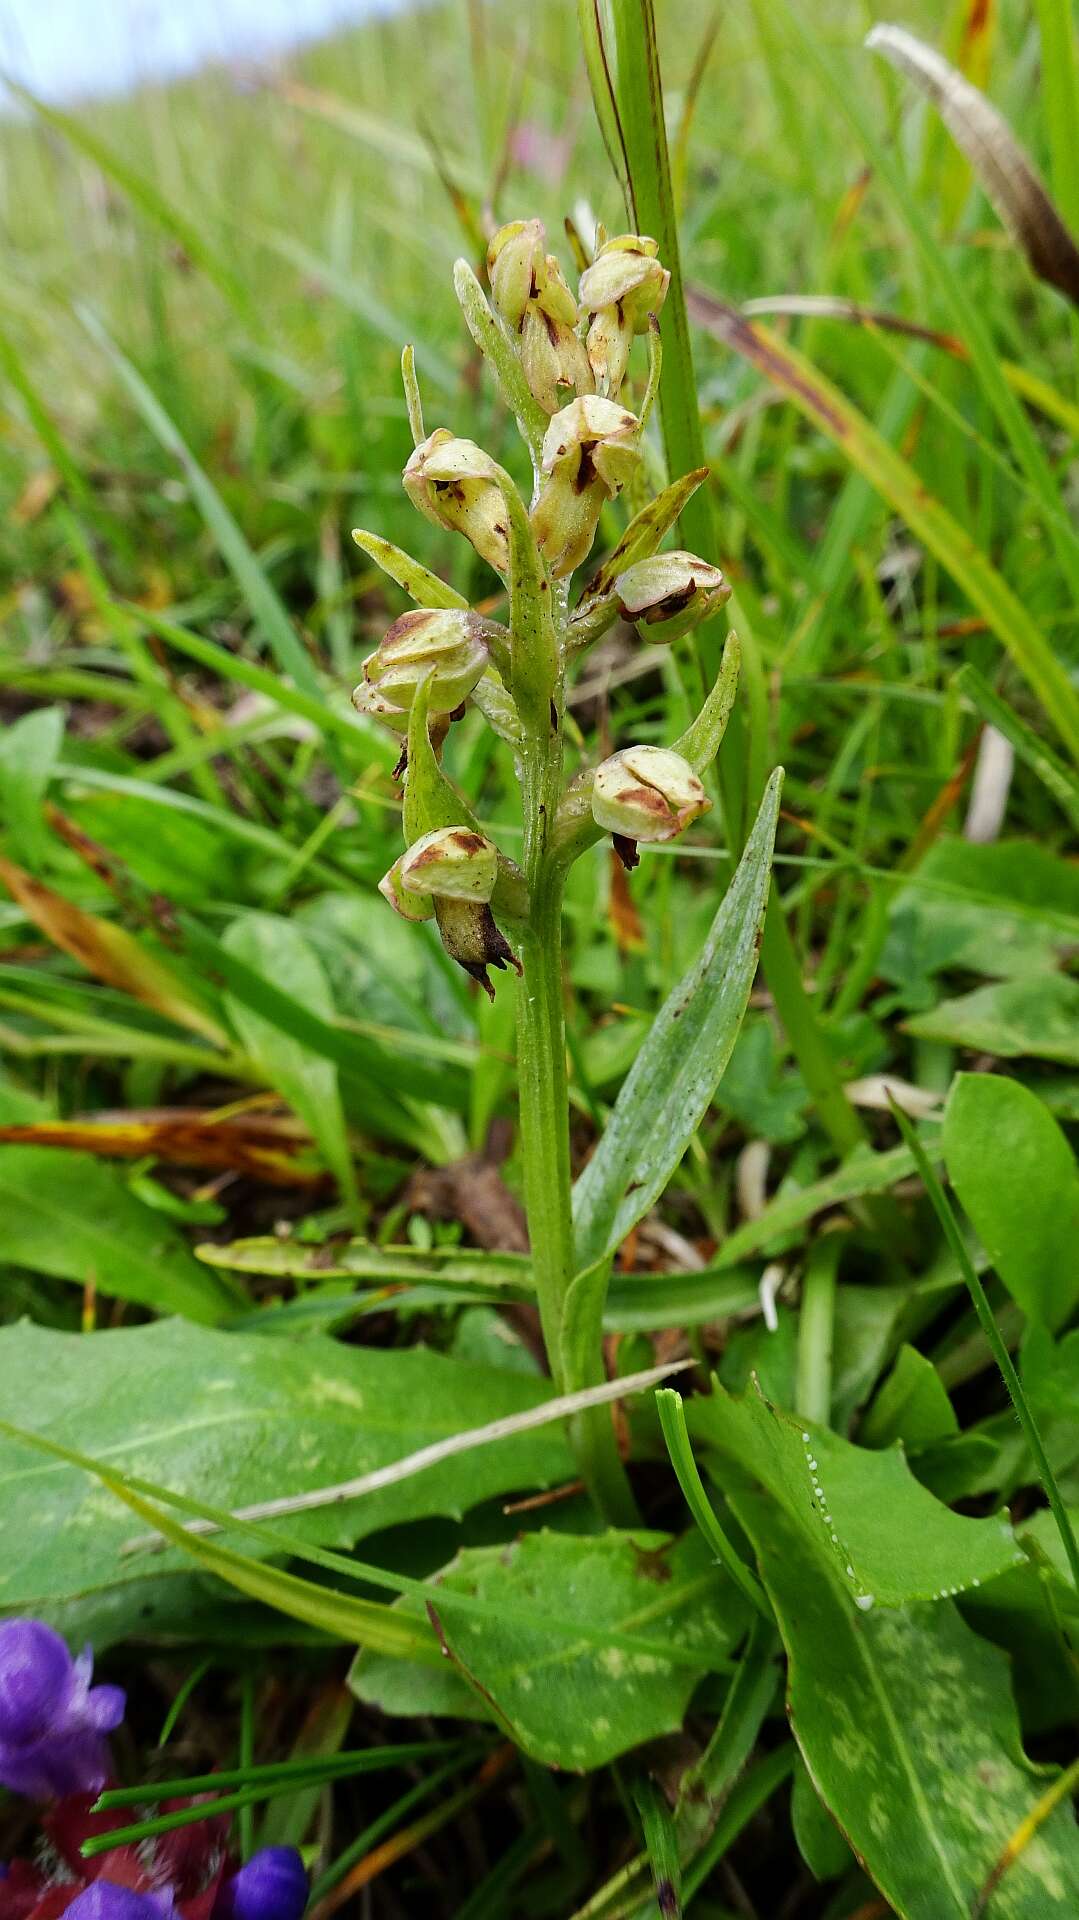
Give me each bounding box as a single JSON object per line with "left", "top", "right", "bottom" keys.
{"left": 215, "top": 1851, "right": 307, "bottom": 1920}
{"left": 0, "top": 1619, "right": 126, "bottom": 1801}
{"left": 66, "top": 1886, "right": 173, "bottom": 1920}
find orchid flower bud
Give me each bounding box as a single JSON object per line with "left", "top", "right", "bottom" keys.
{"left": 400, "top": 827, "right": 498, "bottom": 903}
{"left": 578, "top": 234, "right": 670, "bottom": 397}
{"left": 488, "top": 221, "right": 595, "bottom": 415}
{"left": 216, "top": 1848, "right": 308, "bottom": 1920}
{"left": 519, "top": 304, "right": 595, "bottom": 416}
{"left": 530, "top": 396, "right": 641, "bottom": 578}
{"left": 615, "top": 551, "right": 731, "bottom": 644}
{"left": 487, "top": 219, "right": 546, "bottom": 329}
{"left": 591, "top": 745, "right": 711, "bottom": 861}
{"left": 403, "top": 431, "right": 510, "bottom": 575}
{"left": 0, "top": 1618, "right": 125, "bottom": 1801}
{"left": 359, "top": 608, "right": 488, "bottom": 714}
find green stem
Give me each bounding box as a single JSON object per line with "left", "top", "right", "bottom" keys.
{"left": 516, "top": 673, "right": 638, "bottom": 1524}
{"left": 516, "top": 876, "right": 575, "bottom": 1387}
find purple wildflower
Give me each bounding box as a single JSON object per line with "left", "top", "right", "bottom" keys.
{"left": 65, "top": 1888, "right": 173, "bottom": 1920}
{"left": 0, "top": 1619, "right": 125, "bottom": 1801}
{"left": 214, "top": 1852, "right": 307, "bottom": 1920}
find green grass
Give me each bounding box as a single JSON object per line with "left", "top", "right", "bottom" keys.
{"left": 2, "top": 0, "right": 1079, "bottom": 1914}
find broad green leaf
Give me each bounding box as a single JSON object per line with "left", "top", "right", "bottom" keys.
{"left": 0, "top": 1318, "right": 574, "bottom": 1632}
{"left": 881, "top": 838, "right": 1079, "bottom": 1004}
{"left": 790, "top": 1754, "right": 852, "bottom": 1883}
{"left": 572, "top": 767, "right": 782, "bottom": 1271}
{"left": 351, "top": 1528, "right": 748, "bottom": 1770}
{"left": 906, "top": 975, "right": 1079, "bottom": 1066}
{"left": 0, "top": 706, "right": 64, "bottom": 868}
{"left": 963, "top": 1507, "right": 1079, "bottom": 1735}
{"left": 93, "top": 1465, "right": 437, "bottom": 1666}
{"left": 943, "top": 1075, "right": 1079, "bottom": 1331}
{"left": 729, "top": 1482, "right": 1079, "bottom": 1918}
{"left": 222, "top": 913, "right": 358, "bottom": 1215}
{"left": 860, "top": 1344, "right": 959, "bottom": 1451}
{"left": 0, "top": 1148, "right": 237, "bottom": 1324}
{"left": 689, "top": 1376, "right": 1023, "bottom": 1608}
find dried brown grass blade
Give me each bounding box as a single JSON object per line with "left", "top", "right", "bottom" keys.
{"left": 867, "top": 22, "right": 1079, "bottom": 307}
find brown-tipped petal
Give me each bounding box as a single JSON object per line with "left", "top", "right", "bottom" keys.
{"left": 532, "top": 396, "right": 642, "bottom": 576}
{"left": 362, "top": 608, "right": 488, "bottom": 714}
{"left": 403, "top": 431, "right": 510, "bottom": 576}
{"left": 591, "top": 745, "right": 711, "bottom": 844}
{"left": 615, "top": 550, "right": 731, "bottom": 643}
{"left": 399, "top": 826, "right": 498, "bottom": 903}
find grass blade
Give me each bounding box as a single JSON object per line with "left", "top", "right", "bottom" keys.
{"left": 687, "top": 288, "right": 1079, "bottom": 763}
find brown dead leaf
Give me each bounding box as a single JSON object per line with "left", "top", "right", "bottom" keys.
{"left": 0, "top": 1112, "right": 324, "bottom": 1186}
{"left": 0, "top": 851, "right": 228, "bottom": 1047}
{"left": 867, "top": 22, "right": 1079, "bottom": 307}
{"left": 608, "top": 845, "right": 645, "bottom": 952}
{"left": 11, "top": 468, "right": 60, "bottom": 526}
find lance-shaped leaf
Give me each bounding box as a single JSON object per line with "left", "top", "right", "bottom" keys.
{"left": 350, "top": 529, "right": 469, "bottom": 611}
{"left": 943, "top": 1074, "right": 1079, "bottom": 1332}
{"left": 867, "top": 23, "right": 1079, "bottom": 309}
{"left": 673, "top": 629, "right": 741, "bottom": 774}
{"left": 572, "top": 767, "right": 781, "bottom": 1269}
